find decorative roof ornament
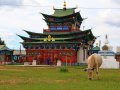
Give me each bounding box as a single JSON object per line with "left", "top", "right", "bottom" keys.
{"left": 102, "top": 34, "right": 109, "bottom": 51}
{"left": 48, "top": 35, "right": 51, "bottom": 41}
{"left": 53, "top": 6, "right": 55, "bottom": 9}
{"left": 76, "top": 4, "right": 78, "bottom": 9}
{"left": 104, "top": 34, "right": 109, "bottom": 45}
{"left": 96, "top": 43, "right": 98, "bottom": 47}
{"left": 44, "top": 35, "right": 55, "bottom": 42}
{"left": 52, "top": 37, "right": 55, "bottom": 41}
{"left": 99, "top": 40, "right": 101, "bottom": 47}
{"left": 102, "top": 45, "right": 109, "bottom": 51}
{"left": 63, "top": 0, "right": 66, "bottom": 10}
{"left": 44, "top": 38, "right": 47, "bottom": 41}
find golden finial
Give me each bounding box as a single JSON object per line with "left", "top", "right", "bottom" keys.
{"left": 64, "top": 0, "right": 66, "bottom": 9}
{"left": 106, "top": 34, "right": 108, "bottom": 39}
{"left": 44, "top": 38, "right": 47, "bottom": 41}
{"left": 99, "top": 40, "right": 101, "bottom": 47}
{"left": 48, "top": 35, "right": 51, "bottom": 38}
{"left": 96, "top": 43, "right": 98, "bottom": 46}
{"left": 53, "top": 6, "right": 55, "bottom": 9}
{"left": 48, "top": 35, "right": 51, "bottom": 41}
{"left": 52, "top": 37, "right": 55, "bottom": 41}
{"left": 76, "top": 4, "right": 78, "bottom": 8}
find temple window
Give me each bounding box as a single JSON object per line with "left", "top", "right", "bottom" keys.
{"left": 63, "top": 26, "right": 69, "bottom": 30}
{"left": 57, "top": 26, "right": 62, "bottom": 30}
{"left": 50, "top": 26, "right": 56, "bottom": 30}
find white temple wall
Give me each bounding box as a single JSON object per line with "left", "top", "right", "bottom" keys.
{"left": 100, "top": 59, "right": 119, "bottom": 69}
{"left": 101, "top": 55, "right": 115, "bottom": 60}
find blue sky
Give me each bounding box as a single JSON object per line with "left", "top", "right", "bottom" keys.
{"left": 0, "top": 0, "right": 120, "bottom": 51}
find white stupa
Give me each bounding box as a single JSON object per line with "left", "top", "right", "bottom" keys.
{"left": 98, "top": 35, "right": 119, "bottom": 69}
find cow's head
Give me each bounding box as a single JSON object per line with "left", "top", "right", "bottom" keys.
{"left": 84, "top": 68, "right": 94, "bottom": 80}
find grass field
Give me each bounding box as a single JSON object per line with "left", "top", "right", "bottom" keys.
{"left": 0, "top": 65, "right": 120, "bottom": 90}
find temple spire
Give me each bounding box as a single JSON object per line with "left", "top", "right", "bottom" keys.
{"left": 104, "top": 34, "right": 109, "bottom": 45}
{"left": 63, "top": 0, "right": 66, "bottom": 10}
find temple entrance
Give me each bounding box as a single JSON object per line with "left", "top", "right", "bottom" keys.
{"left": 45, "top": 53, "right": 57, "bottom": 65}
{"left": 42, "top": 51, "right": 58, "bottom": 65}
{"left": 46, "top": 58, "right": 51, "bottom": 65}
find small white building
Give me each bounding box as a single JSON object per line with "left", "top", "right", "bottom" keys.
{"left": 98, "top": 50, "right": 119, "bottom": 69}
{"left": 98, "top": 35, "right": 119, "bottom": 69}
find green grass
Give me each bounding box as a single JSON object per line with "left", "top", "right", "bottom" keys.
{"left": 0, "top": 65, "right": 120, "bottom": 90}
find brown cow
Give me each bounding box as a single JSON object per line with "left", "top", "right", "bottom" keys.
{"left": 84, "top": 54, "right": 102, "bottom": 80}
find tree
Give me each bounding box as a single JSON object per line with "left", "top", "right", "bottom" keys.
{"left": 0, "top": 37, "right": 5, "bottom": 45}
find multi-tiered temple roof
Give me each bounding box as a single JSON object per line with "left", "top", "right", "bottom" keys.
{"left": 18, "top": 1, "right": 95, "bottom": 51}
{"left": 18, "top": 29, "right": 95, "bottom": 45}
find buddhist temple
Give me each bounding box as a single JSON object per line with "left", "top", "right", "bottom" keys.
{"left": 18, "top": 1, "right": 96, "bottom": 65}
{"left": 0, "top": 38, "right": 13, "bottom": 64}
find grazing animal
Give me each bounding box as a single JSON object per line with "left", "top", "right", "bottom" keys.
{"left": 84, "top": 54, "right": 102, "bottom": 80}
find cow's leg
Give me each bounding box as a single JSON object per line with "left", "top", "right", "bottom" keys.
{"left": 96, "top": 72, "right": 99, "bottom": 80}
{"left": 96, "top": 67, "right": 99, "bottom": 80}
{"left": 88, "top": 70, "right": 93, "bottom": 80}
{"left": 91, "top": 70, "right": 94, "bottom": 80}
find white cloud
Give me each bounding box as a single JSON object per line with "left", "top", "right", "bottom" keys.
{"left": 0, "top": 0, "right": 22, "bottom": 7}
{"left": 112, "top": 0, "right": 120, "bottom": 4}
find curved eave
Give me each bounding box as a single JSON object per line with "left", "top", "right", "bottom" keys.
{"left": 23, "top": 34, "right": 94, "bottom": 42}
{"left": 22, "top": 29, "right": 95, "bottom": 40}
{"left": 0, "top": 45, "right": 13, "bottom": 51}
{"left": 44, "top": 29, "right": 92, "bottom": 35}
{"left": 23, "top": 30, "right": 47, "bottom": 36}
{"left": 17, "top": 35, "right": 40, "bottom": 42}
{"left": 23, "top": 29, "right": 34, "bottom": 35}
{"left": 41, "top": 12, "right": 83, "bottom": 21}
{"left": 53, "top": 8, "right": 76, "bottom": 10}
{"left": 43, "top": 19, "right": 75, "bottom": 23}
{"left": 21, "top": 41, "right": 81, "bottom": 44}
{"left": 22, "top": 29, "right": 96, "bottom": 41}
{"left": 17, "top": 34, "right": 85, "bottom": 42}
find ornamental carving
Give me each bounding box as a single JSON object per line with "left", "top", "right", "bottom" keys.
{"left": 44, "top": 35, "right": 55, "bottom": 42}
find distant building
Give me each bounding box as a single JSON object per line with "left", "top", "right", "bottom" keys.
{"left": 88, "top": 43, "right": 100, "bottom": 55}
{"left": 0, "top": 38, "right": 26, "bottom": 64}
{"left": 0, "top": 45, "right": 13, "bottom": 64}
{"left": 98, "top": 35, "right": 119, "bottom": 69}
{"left": 12, "top": 50, "right": 26, "bottom": 63}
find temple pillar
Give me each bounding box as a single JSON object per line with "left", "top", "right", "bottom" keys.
{"left": 84, "top": 49, "right": 87, "bottom": 63}
{"left": 77, "top": 47, "right": 83, "bottom": 64}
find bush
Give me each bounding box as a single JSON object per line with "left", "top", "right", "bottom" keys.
{"left": 60, "top": 67, "right": 68, "bottom": 72}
